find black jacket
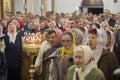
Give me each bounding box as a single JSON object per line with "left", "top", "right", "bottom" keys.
{"left": 0, "top": 51, "right": 6, "bottom": 76}
{"left": 103, "top": 18, "right": 116, "bottom": 27}
{"left": 4, "top": 32, "right": 23, "bottom": 67}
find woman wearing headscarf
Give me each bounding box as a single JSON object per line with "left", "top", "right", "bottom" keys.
{"left": 78, "top": 27, "right": 89, "bottom": 45}
{"left": 69, "top": 28, "right": 84, "bottom": 46}
{"left": 88, "top": 29, "right": 119, "bottom": 80}
{"left": 104, "top": 30, "right": 115, "bottom": 52}
{"left": 48, "top": 31, "right": 76, "bottom": 80}
{"left": 24, "top": 20, "right": 35, "bottom": 34}
{"left": 67, "top": 45, "right": 106, "bottom": 80}
{"left": 40, "top": 29, "right": 62, "bottom": 80}
{"left": 3, "top": 23, "right": 23, "bottom": 80}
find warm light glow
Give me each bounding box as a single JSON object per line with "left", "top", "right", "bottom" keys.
{"left": 23, "top": 32, "right": 45, "bottom": 45}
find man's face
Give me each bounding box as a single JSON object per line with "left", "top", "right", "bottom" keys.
{"left": 104, "top": 10, "right": 110, "bottom": 19}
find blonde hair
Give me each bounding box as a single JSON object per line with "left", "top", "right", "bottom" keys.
{"left": 69, "top": 28, "right": 83, "bottom": 45}
{"left": 100, "top": 21, "right": 110, "bottom": 30}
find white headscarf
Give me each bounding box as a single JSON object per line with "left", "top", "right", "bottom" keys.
{"left": 93, "top": 29, "right": 107, "bottom": 63}
{"left": 7, "top": 23, "right": 17, "bottom": 44}
{"left": 73, "top": 45, "right": 97, "bottom": 80}
{"left": 83, "top": 27, "right": 89, "bottom": 45}
{"left": 104, "top": 30, "right": 115, "bottom": 52}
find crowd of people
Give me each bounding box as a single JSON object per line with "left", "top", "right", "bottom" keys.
{"left": 0, "top": 9, "right": 120, "bottom": 80}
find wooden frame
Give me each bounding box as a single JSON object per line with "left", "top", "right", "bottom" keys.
{"left": 1, "top": 0, "right": 14, "bottom": 19}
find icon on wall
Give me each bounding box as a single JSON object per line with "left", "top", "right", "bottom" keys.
{"left": 4, "top": 0, "right": 12, "bottom": 17}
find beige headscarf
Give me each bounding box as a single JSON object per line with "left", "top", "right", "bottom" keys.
{"left": 73, "top": 45, "right": 97, "bottom": 80}
{"left": 7, "top": 23, "right": 17, "bottom": 44}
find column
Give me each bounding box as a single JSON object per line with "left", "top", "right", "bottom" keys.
{"left": 51, "top": 0, "right": 55, "bottom": 12}
{"left": 26, "top": 0, "right": 34, "bottom": 14}
{"left": 41, "top": 0, "right": 47, "bottom": 16}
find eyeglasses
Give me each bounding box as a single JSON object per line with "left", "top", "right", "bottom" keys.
{"left": 62, "top": 40, "right": 72, "bottom": 44}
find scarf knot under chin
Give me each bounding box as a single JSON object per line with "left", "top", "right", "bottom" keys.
{"left": 61, "top": 43, "right": 76, "bottom": 58}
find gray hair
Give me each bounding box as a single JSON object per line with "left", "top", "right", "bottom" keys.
{"left": 69, "top": 28, "right": 83, "bottom": 45}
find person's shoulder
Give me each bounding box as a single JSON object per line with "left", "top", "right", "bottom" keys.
{"left": 51, "top": 47, "right": 62, "bottom": 56}
{"left": 117, "top": 29, "right": 120, "bottom": 32}
{"left": 68, "top": 65, "right": 76, "bottom": 71}
{"left": 41, "top": 40, "right": 49, "bottom": 44}
{"left": 102, "top": 49, "right": 116, "bottom": 59}
{"left": 88, "top": 68, "right": 106, "bottom": 80}
{"left": 102, "top": 49, "right": 113, "bottom": 56}
{"left": 110, "top": 18, "right": 116, "bottom": 22}
{"left": 91, "top": 68, "right": 104, "bottom": 75}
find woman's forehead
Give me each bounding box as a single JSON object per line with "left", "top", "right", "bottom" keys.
{"left": 74, "top": 51, "right": 84, "bottom": 57}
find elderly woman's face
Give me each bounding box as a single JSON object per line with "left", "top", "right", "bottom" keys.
{"left": 9, "top": 25, "right": 16, "bottom": 33}
{"left": 62, "top": 34, "right": 73, "bottom": 49}
{"left": 88, "top": 33, "right": 97, "bottom": 50}
{"left": 74, "top": 51, "right": 84, "bottom": 68}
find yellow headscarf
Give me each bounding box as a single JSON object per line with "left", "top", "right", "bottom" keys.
{"left": 61, "top": 43, "right": 76, "bottom": 58}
